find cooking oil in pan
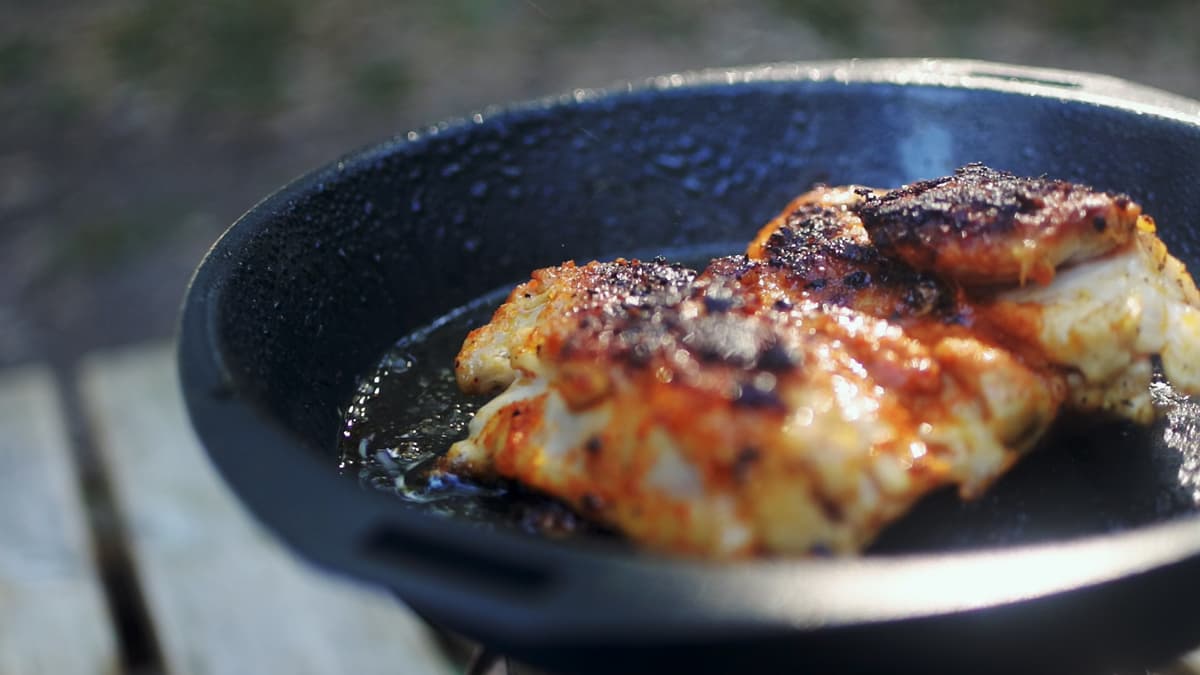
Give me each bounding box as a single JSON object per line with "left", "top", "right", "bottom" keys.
{"left": 336, "top": 285, "right": 597, "bottom": 535}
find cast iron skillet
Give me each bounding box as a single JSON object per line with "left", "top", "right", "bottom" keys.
{"left": 179, "top": 59, "right": 1200, "bottom": 674}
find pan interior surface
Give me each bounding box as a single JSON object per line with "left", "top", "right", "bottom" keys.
{"left": 180, "top": 61, "right": 1200, "bottom": 673}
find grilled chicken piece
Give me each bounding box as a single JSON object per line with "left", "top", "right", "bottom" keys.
{"left": 764, "top": 168, "right": 1200, "bottom": 424}
{"left": 853, "top": 164, "right": 1200, "bottom": 423}
{"left": 442, "top": 165, "right": 1200, "bottom": 557}
{"left": 445, "top": 257, "right": 1059, "bottom": 556}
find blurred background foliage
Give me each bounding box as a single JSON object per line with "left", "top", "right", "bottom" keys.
{"left": 1, "top": 0, "right": 1197, "bottom": 367}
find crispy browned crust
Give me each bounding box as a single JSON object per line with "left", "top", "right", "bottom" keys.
{"left": 744, "top": 187, "right": 959, "bottom": 322}
{"left": 547, "top": 258, "right": 805, "bottom": 403}
{"left": 454, "top": 258, "right": 697, "bottom": 395}
{"left": 857, "top": 163, "right": 1141, "bottom": 285}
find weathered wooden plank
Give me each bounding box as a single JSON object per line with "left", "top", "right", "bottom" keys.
{"left": 79, "top": 344, "right": 456, "bottom": 675}
{"left": 0, "top": 365, "right": 120, "bottom": 675}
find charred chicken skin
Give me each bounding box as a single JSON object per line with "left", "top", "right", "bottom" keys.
{"left": 441, "top": 164, "right": 1200, "bottom": 557}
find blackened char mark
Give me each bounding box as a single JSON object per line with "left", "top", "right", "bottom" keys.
{"left": 857, "top": 163, "right": 1133, "bottom": 260}
{"left": 558, "top": 259, "right": 808, "bottom": 398}
{"left": 761, "top": 204, "right": 957, "bottom": 320}
{"left": 599, "top": 259, "right": 697, "bottom": 313}
{"left": 762, "top": 209, "right": 878, "bottom": 273}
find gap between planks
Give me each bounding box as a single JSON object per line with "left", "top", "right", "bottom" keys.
{"left": 78, "top": 343, "right": 456, "bottom": 675}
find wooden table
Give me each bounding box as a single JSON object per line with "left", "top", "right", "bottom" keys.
{"left": 2, "top": 340, "right": 1199, "bottom": 674}
{"left": 1, "top": 344, "right": 455, "bottom": 675}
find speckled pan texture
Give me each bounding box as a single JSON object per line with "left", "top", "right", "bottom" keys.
{"left": 181, "top": 60, "right": 1200, "bottom": 675}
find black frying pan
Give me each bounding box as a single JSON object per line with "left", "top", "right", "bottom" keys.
{"left": 179, "top": 60, "right": 1200, "bottom": 674}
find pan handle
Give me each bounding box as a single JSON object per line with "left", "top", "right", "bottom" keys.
{"left": 358, "top": 522, "right": 556, "bottom": 599}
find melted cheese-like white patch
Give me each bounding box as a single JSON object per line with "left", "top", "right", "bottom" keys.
{"left": 1000, "top": 233, "right": 1200, "bottom": 419}
{"left": 538, "top": 387, "right": 609, "bottom": 465}
{"left": 446, "top": 376, "right": 549, "bottom": 467}
{"left": 644, "top": 427, "right": 704, "bottom": 499}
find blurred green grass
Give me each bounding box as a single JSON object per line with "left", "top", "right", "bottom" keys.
{"left": 0, "top": 0, "right": 1197, "bottom": 366}
{"left": 107, "top": 0, "right": 298, "bottom": 114}
{"left": 11, "top": 0, "right": 1196, "bottom": 133}
{"left": 0, "top": 36, "right": 44, "bottom": 84}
